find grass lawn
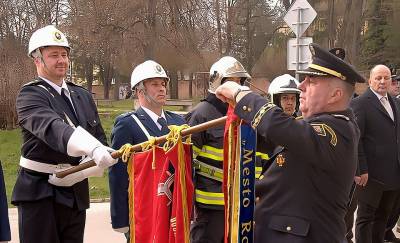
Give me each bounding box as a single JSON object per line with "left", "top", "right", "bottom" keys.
{"left": 0, "top": 99, "right": 186, "bottom": 206}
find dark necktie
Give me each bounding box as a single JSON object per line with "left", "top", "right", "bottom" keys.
{"left": 157, "top": 117, "right": 170, "bottom": 134}
{"left": 61, "top": 88, "right": 78, "bottom": 120}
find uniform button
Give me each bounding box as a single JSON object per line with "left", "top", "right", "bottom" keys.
{"left": 93, "top": 120, "right": 97, "bottom": 124}
{"left": 256, "top": 197, "right": 260, "bottom": 203}
{"left": 247, "top": 107, "right": 252, "bottom": 112}
{"left": 286, "top": 226, "right": 292, "bottom": 231}
{"left": 242, "top": 106, "right": 247, "bottom": 111}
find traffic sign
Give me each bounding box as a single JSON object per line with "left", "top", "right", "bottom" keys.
{"left": 287, "top": 37, "right": 313, "bottom": 71}
{"left": 283, "top": 0, "right": 317, "bottom": 38}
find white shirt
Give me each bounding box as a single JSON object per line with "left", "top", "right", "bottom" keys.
{"left": 370, "top": 87, "right": 394, "bottom": 120}
{"left": 141, "top": 106, "right": 166, "bottom": 130}
{"left": 40, "top": 76, "right": 76, "bottom": 112}
{"left": 369, "top": 87, "right": 388, "bottom": 101}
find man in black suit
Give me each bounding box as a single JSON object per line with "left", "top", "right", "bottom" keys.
{"left": 215, "top": 43, "right": 364, "bottom": 243}
{"left": 384, "top": 72, "right": 400, "bottom": 242}
{"left": 13, "top": 25, "right": 116, "bottom": 243}
{"left": 351, "top": 64, "right": 400, "bottom": 243}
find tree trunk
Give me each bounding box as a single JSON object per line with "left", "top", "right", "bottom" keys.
{"left": 226, "top": 2, "right": 234, "bottom": 54}
{"left": 327, "top": 0, "right": 335, "bottom": 48}
{"left": 338, "top": 0, "right": 364, "bottom": 65}
{"left": 245, "top": 0, "right": 252, "bottom": 70}
{"left": 282, "top": 0, "right": 291, "bottom": 11}
{"left": 113, "top": 72, "right": 120, "bottom": 100}
{"left": 85, "top": 59, "right": 94, "bottom": 94}
{"left": 215, "top": 0, "right": 223, "bottom": 55}
{"left": 101, "top": 63, "right": 114, "bottom": 100}
{"left": 349, "top": 0, "right": 364, "bottom": 66}
{"left": 189, "top": 73, "right": 193, "bottom": 99}
{"left": 144, "top": 0, "right": 157, "bottom": 59}
{"left": 169, "top": 69, "right": 178, "bottom": 99}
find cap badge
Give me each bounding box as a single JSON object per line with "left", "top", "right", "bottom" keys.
{"left": 53, "top": 31, "right": 64, "bottom": 43}
{"left": 155, "top": 65, "right": 163, "bottom": 74}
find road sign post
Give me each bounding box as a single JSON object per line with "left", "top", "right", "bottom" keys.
{"left": 287, "top": 37, "right": 313, "bottom": 71}
{"left": 283, "top": 0, "right": 317, "bottom": 80}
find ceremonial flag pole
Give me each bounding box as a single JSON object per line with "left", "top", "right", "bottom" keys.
{"left": 56, "top": 116, "right": 228, "bottom": 178}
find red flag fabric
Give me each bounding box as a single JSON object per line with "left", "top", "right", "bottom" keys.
{"left": 126, "top": 126, "right": 194, "bottom": 243}
{"left": 167, "top": 142, "right": 194, "bottom": 243}
{"left": 130, "top": 146, "right": 170, "bottom": 243}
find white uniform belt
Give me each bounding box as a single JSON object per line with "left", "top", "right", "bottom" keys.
{"left": 20, "top": 156, "right": 73, "bottom": 174}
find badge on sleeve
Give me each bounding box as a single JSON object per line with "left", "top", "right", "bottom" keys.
{"left": 276, "top": 154, "right": 285, "bottom": 167}
{"left": 311, "top": 123, "right": 337, "bottom": 146}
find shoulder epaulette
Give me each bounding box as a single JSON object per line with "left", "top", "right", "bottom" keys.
{"left": 23, "top": 79, "right": 42, "bottom": 87}
{"left": 332, "top": 114, "right": 350, "bottom": 121}
{"left": 118, "top": 111, "right": 135, "bottom": 119}
{"left": 165, "top": 110, "right": 184, "bottom": 116}
{"left": 66, "top": 81, "right": 88, "bottom": 91}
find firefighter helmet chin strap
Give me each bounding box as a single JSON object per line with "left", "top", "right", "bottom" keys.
{"left": 141, "top": 88, "right": 164, "bottom": 107}
{"left": 33, "top": 48, "right": 50, "bottom": 74}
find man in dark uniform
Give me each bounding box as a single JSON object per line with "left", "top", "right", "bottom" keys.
{"left": 13, "top": 25, "right": 116, "bottom": 243}
{"left": 215, "top": 43, "right": 364, "bottom": 243}
{"left": 108, "top": 60, "right": 185, "bottom": 241}
{"left": 352, "top": 64, "right": 400, "bottom": 243}
{"left": 0, "top": 160, "right": 11, "bottom": 243}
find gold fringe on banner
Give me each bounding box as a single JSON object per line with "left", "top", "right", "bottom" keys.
{"left": 163, "top": 125, "right": 191, "bottom": 243}
{"left": 117, "top": 144, "right": 136, "bottom": 243}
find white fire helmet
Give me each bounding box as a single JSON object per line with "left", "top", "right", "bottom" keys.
{"left": 28, "top": 25, "right": 70, "bottom": 57}
{"left": 268, "top": 74, "right": 300, "bottom": 104}
{"left": 130, "top": 60, "right": 170, "bottom": 90}
{"left": 208, "top": 56, "right": 251, "bottom": 93}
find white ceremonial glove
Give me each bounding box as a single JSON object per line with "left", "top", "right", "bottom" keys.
{"left": 48, "top": 158, "right": 105, "bottom": 187}
{"left": 113, "top": 227, "right": 129, "bottom": 234}
{"left": 92, "top": 146, "right": 117, "bottom": 169}
{"left": 48, "top": 170, "right": 85, "bottom": 187}
{"left": 67, "top": 126, "right": 116, "bottom": 168}
{"left": 215, "top": 81, "right": 250, "bottom": 104}
{"left": 67, "top": 126, "right": 103, "bottom": 157}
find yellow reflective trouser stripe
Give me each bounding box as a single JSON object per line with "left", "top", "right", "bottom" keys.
{"left": 193, "top": 145, "right": 223, "bottom": 161}
{"left": 256, "top": 151, "right": 269, "bottom": 160}
{"left": 193, "top": 159, "right": 223, "bottom": 182}
{"left": 255, "top": 166, "right": 262, "bottom": 179}
{"left": 195, "top": 189, "right": 224, "bottom": 205}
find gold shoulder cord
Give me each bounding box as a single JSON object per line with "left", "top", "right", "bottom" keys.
{"left": 251, "top": 103, "right": 275, "bottom": 129}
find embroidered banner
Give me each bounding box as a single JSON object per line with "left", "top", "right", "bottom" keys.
{"left": 123, "top": 125, "right": 193, "bottom": 243}
{"left": 223, "top": 106, "right": 256, "bottom": 243}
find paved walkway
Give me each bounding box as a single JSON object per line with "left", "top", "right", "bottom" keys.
{"left": 8, "top": 202, "right": 125, "bottom": 243}
{"left": 7, "top": 203, "right": 400, "bottom": 242}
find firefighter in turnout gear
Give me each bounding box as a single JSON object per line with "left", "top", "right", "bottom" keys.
{"left": 186, "top": 56, "right": 268, "bottom": 242}
{"left": 256, "top": 74, "right": 302, "bottom": 176}
{"left": 268, "top": 74, "right": 300, "bottom": 117}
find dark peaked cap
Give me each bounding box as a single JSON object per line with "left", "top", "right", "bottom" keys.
{"left": 297, "top": 43, "right": 365, "bottom": 84}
